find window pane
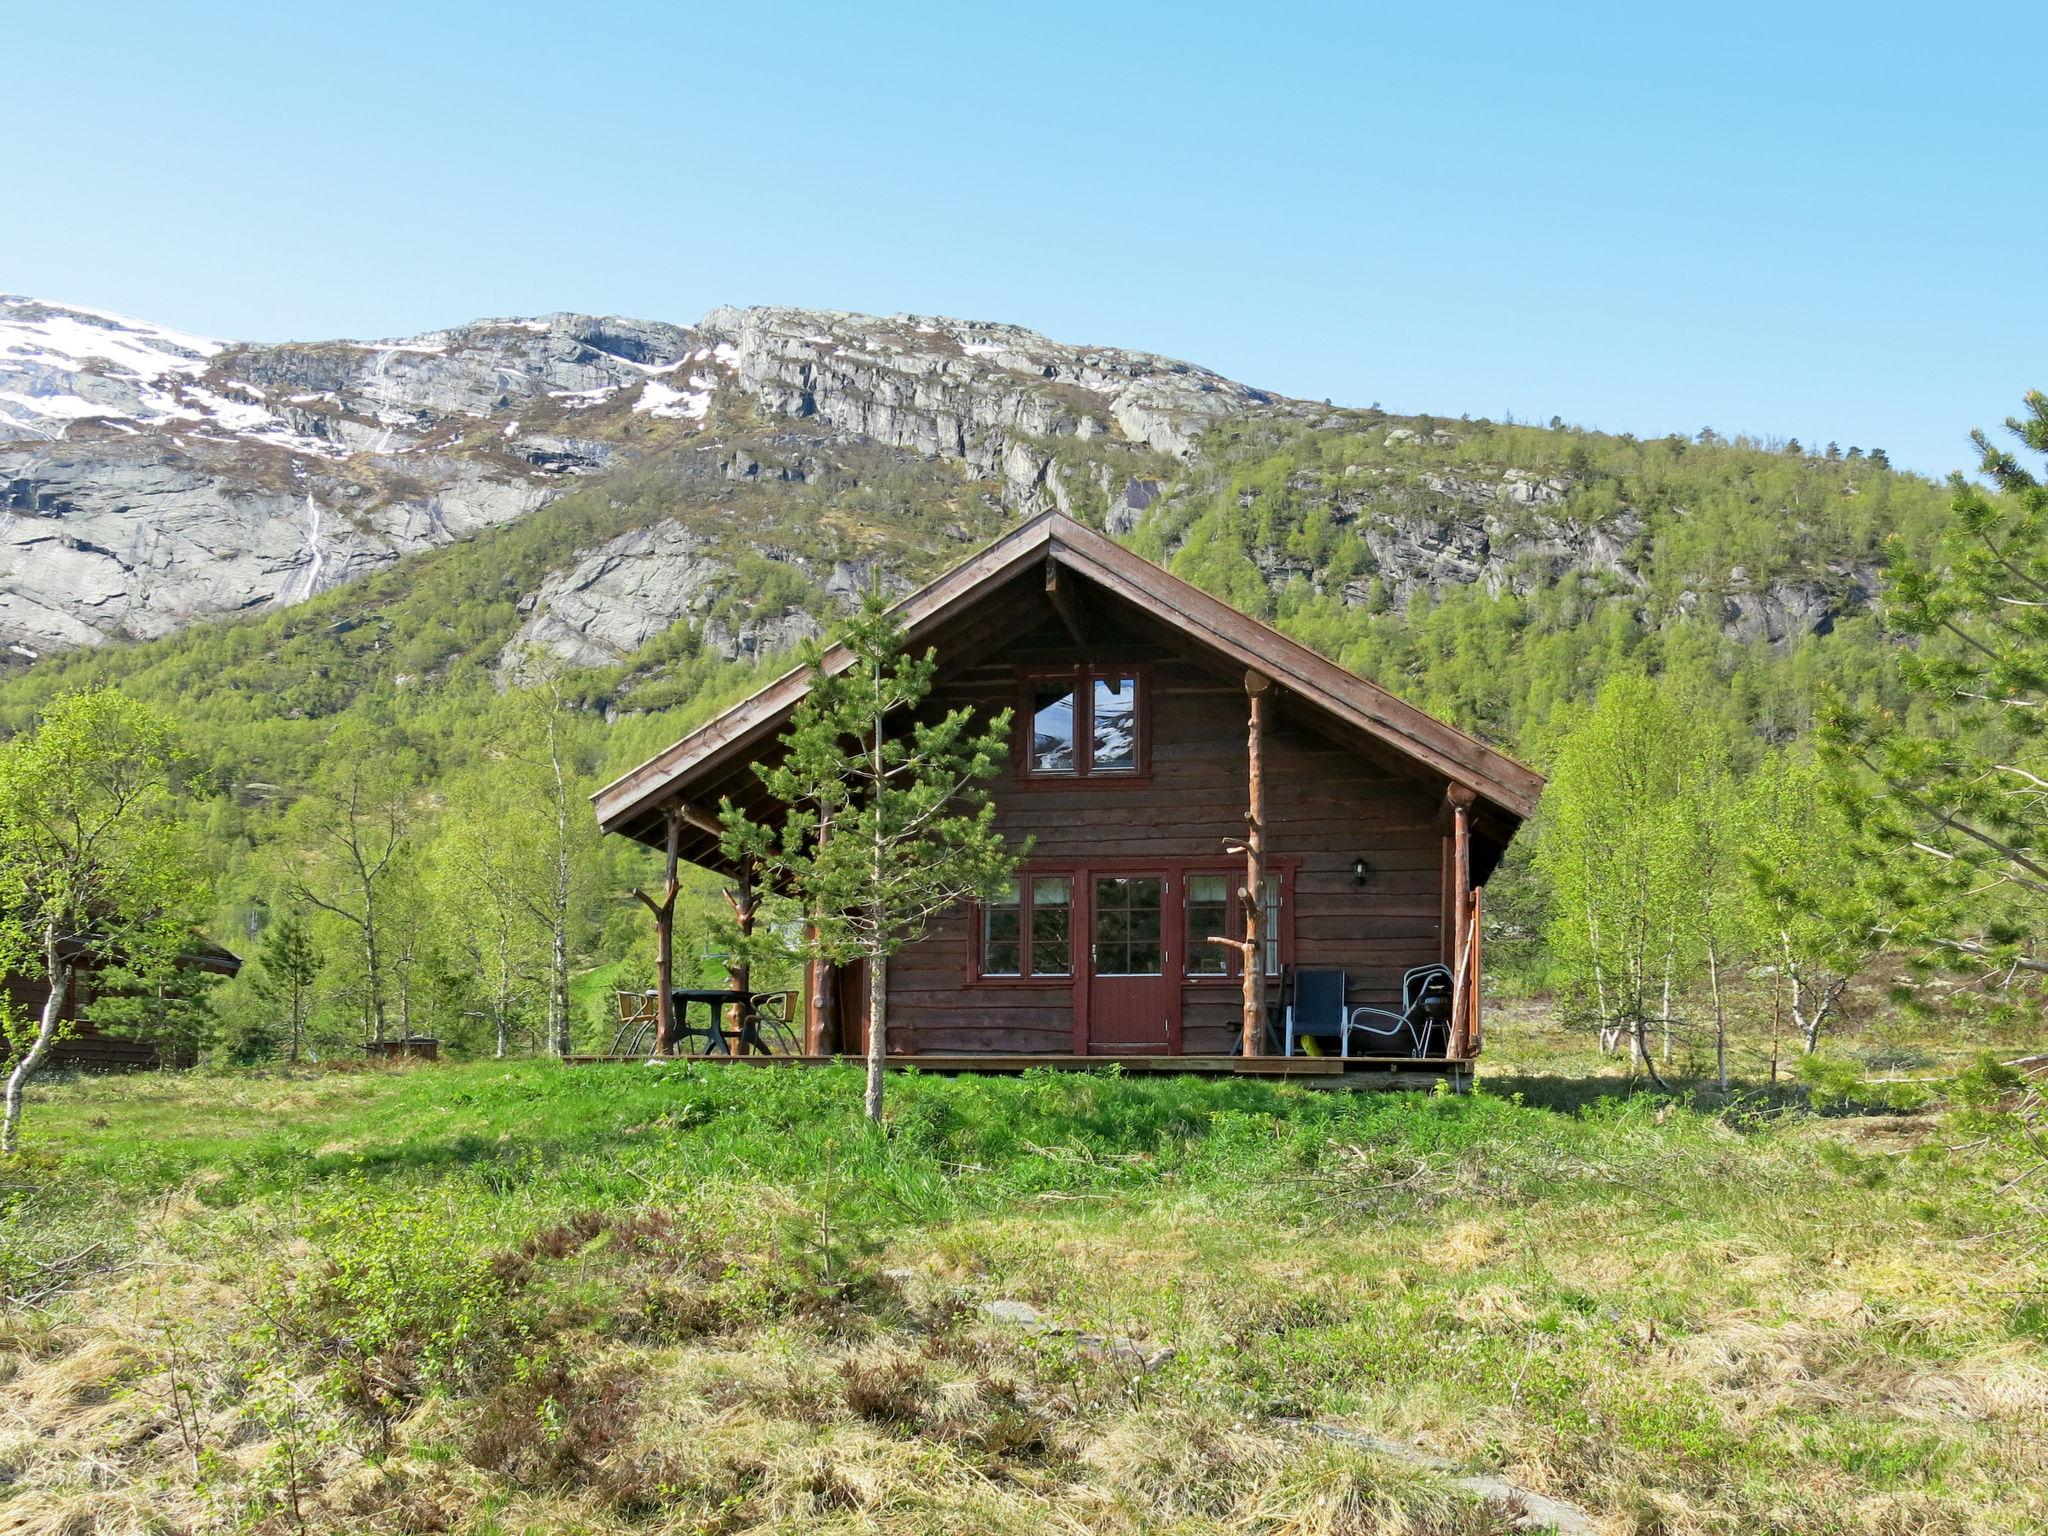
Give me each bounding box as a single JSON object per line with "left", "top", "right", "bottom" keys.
{"left": 1094, "top": 878, "right": 1163, "bottom": 975}
{"left": 983, "top": 884, "right": 1021, "bottom": 976}
{"left": 1091, "top": 675, "right": 1139, "bottom": 771}
{"left": 1031, "top": 687, "right": 1077, "bottom": 773}
{"left": 1263, "top": 874, "right": 1282, "bottom": 976}
{"left": 1031, "top": 876, "right": 1071, "bottom": 975}
{"left": 1186, "top": 873, "right": 1229, "bottom": 975}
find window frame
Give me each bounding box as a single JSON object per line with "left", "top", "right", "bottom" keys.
{"left": 969, "top": 860, "right": 1295, "bottom": 988}
{"left": 1017, "top": 664, "right": 1152, "bottom": 781}
{"left": 972, "top": 870, "right": 1077, "bottom": 984}
{"left": 1179, "top": 860, "right": 1295, "bottom": 982}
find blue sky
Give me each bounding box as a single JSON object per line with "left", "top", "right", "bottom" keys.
{"left": 7, "top": 1, "right": 2039, "bottom": 477}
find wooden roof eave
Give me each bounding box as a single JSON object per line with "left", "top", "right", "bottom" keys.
{"left": 592, "top": 518, "right": 1062, "bottom": 838}
{"left": 1039, "top": 521, "right": 1544, "bottom": 821}
{"left": 593, "top": 512, "right": 1545, "bottom": 847}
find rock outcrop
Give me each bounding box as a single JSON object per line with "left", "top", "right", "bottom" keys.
{"left": 0, "top": 296, "right": 1309, "bottom": 654}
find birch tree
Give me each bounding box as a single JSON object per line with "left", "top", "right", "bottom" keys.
{"left": 1741, "top": 749, "right": 1878, "bottom": 1054}
{"left": 284, "top": 735, "right": 417, "bottom": 1044}
{"left": 722, "top": 597, "right": 1018, "bottom": 1122}
{"left": 1536, "top": 673, "right": 1694, "bottom": 1085}
{"left": 0, "top": 689, "right": 209, "bottom": 1151}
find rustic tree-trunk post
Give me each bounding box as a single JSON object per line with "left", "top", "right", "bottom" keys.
{"left": 805, "top": 945, "right": 842, "bottom": 1056}
{"left": 1468, "top": 885, "right": 1483, "bottom": 1055}
{"left": 1241, "top": 672, "right": 1271, "bottom": 1056}
{"left": 1447, "top": 785, "right": 1474, "bottom": 1059}
{"left": 631, "top": 804, "right": 684, "bottom": 1056}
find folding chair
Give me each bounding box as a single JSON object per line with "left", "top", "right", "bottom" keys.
{"left": 1283, "top": 970, "right": 1348, "bottom": 1056}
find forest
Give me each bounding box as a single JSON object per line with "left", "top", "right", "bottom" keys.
{"left": 0, "top": 392, "right": 2038, "bottom": 1102}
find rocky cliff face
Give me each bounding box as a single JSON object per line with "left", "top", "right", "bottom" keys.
{"left": 2, "top": 294, "right": 1879, "bottom": 670}
{"left": 0, "top": 296, "right": 1307, "bottom": 657}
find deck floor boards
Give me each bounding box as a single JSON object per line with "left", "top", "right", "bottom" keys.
{"left": 559, "top": 1051, "right": 1469, "bottom": 1089}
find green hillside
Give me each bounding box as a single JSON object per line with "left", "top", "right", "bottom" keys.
{"left": 0, "top": 410, "right": 1960, "bottom": 1059}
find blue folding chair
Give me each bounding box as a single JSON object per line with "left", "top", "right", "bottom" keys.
{"left": 1283, "top": 969, "right": 1348, "bottom": 1056}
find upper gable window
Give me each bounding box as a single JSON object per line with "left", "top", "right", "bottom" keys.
{"left": 1031, "top": 685, "right": 1077, "bottom": 773}
{"left": 1026, "top": 669, "right": 1144, "bottom": 777}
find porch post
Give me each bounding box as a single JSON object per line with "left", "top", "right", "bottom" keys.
{"left": 1447, "top": 784, "right": 1475, "bottom": 1059}
{"left": 1241, "top": 671, "right": 1271, "bottom": 1056}
{"left": 631, "top": 803, "right": 685, "bottom": 1056}
{"left": 805, "top": 943, "right": 841, "bottom": 1055}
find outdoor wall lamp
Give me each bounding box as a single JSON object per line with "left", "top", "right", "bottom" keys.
{"left": 1352, "top": 857, "right": 1371, "bottom": 887}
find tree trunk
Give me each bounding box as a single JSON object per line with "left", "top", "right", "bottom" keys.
{"left": 363, "top": 881, "right": 385, "bottom": 1045}
{"left": 549, "top": 921, "right": 570, "bottom": 1057}
{"left": 1588, "top": 912, "right": 1615, "bottom": 1053}
{"left": 1707, "top": 941, "right": 1726, "bottom": 1091}
{"left": 3, "top": 942, "right": 70, "bottom": 1155}
{"left": 728, "top": 864, "right": 755, "bottom": 1053}
{"left": 1449, "top": 789, "right": 1473, "bottom": 1058}
{"left": 1633, "top": 1013, "right": 1669, "bottom": 1090}
{"left": 864, "top": 945, "right": 887, "bottom": 1123}
{"left": 547, "top": 719, "right": 574, "bottom": 1059}
{"left": 1241, "top": 673, "right": 1269, "bottom": 1056}
{"left": 1658, "top": 947, "right": 1674, "bottom": 1065}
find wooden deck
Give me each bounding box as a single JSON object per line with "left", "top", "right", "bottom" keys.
{"left": 560, "top": 1051, "right": 1469, "bottom": 1091}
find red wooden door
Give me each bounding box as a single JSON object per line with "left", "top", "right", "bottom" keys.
{"left": 1086, "top": 873, "right": 1173, "bottom": 1054}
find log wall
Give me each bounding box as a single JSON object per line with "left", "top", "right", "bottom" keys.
{"left": 888, "top": 603, "right": 1448, "bottom": 1056}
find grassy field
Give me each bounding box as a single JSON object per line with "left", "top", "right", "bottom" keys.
{"left": 0, "top": 1033, "right": 2041, "bottom": 1535}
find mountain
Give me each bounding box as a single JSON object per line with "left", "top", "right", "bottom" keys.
{"left": 0, "top": 293, "right": 1956, "bottom": 778}
{"left": 0, "top": 296, "right": 1302, "bottom": 657}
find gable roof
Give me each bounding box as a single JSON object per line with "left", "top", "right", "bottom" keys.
{"left": 592, "top": 512, "right": 1543, "bottom": 844}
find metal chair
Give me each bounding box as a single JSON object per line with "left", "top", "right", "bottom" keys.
{"left": 1283, "top": 969, "right": 1349, "bottom": 1056}
{"left": 1341, "top": 963, "right": 1455, "bottom": 1058}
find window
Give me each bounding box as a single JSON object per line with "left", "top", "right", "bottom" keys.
{"left": 1186, "top": 873, "right": 1230, "bottom": 975}
{"left": 1263, "top": 874, "right": 1282, "bottom": 977}
{"left": 980, "top": 874, "right": 1073, "bottom": 979}
{"left": 1023, "top": 669, "right": 1144, "bottom": 777}
{"left": 1031, "top": 876, "right": 1072, "bottom": 975}
{"left": 1092, "top": 876, "right": 1163, "bottom": 974}
{"left": 1091, "top": 675, "right": 1139, "bottom": 771}
{"left": 982, "top": 882, "right": 1022, "bottom": 976}
{"left": 1182, "top": 869, "right": 1285, "bottom": 978}
{"left": 1031, "top": 687, "right": 1077, "bottom": 774}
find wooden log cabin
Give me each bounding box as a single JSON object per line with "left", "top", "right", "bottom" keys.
{"left": 592, "top": 513, "right": 1542, "bottom": 1085}
{"left": 3, "top": 937, "right": 241, "bottom": 1072}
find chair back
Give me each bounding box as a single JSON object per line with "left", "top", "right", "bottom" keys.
{"left": 1402, "top": 965, "right": 1454, "bottom": 1047}
{"left": 1291, "top": 969, "right": 1348, "bottom": 1032}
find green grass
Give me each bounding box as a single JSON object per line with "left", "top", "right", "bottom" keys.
{"left": 0, "top": 1052, "right": 2041, "bottom": 1535}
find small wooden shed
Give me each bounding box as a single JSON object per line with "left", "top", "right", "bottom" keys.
{"left": 593, "top": 513, "right": 1541, "bottom": 1083}
{"left": 2, "top": 937, "right": 242, "bottom": 1071}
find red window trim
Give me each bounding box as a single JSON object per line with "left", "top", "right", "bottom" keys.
{"left": 1016, "top": 664, "right": 1152, "bottom": 782}
{"left": 1180, "top": 860, "right": 1296, "bottom": 983}
{"left": 968, "top": 859, "right": 1295, "bottom": 986}
{"left": 970, "top": 869, "right": 1077, "bottom": 985}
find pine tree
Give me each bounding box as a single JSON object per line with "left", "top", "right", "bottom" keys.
{"left": 1819, "top": 391, "right": 2047, "bottom": 1007}
{"left": 252, "top": 908, "right": 321, "bottom": 1063}
{"left": 723, "top": 597, "right": 1019, "bottom": 1122}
